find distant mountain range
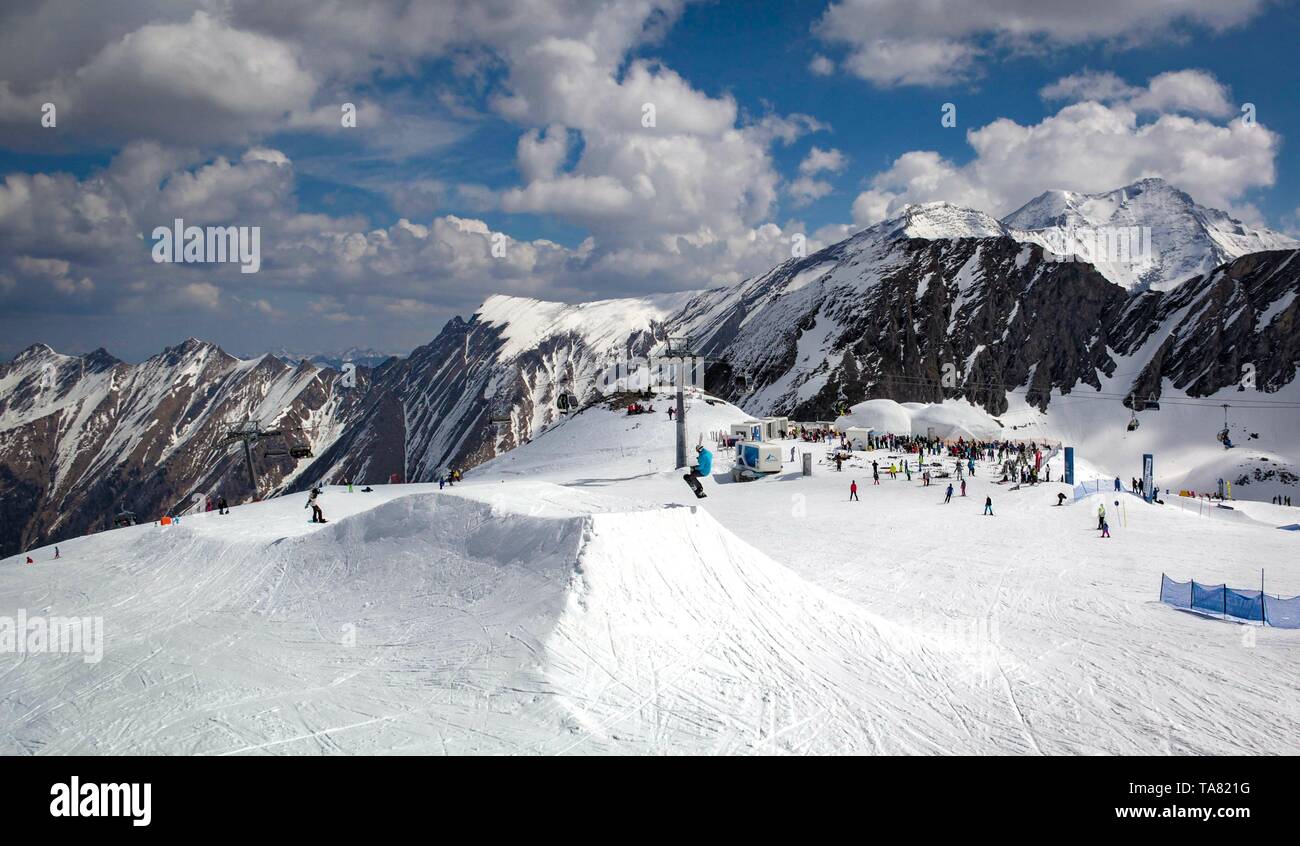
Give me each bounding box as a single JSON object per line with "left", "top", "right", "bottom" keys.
{"left": 3, "top": 179, "right": 1297, "bottom": 555}
{"left": 266, "top": 347, "right": 400, "bottom": 370}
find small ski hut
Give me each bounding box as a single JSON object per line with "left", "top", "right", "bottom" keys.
{"left": 761, "top": 416, "right": 788, "bottom": 440}
{"left": 844, "top": 426, "right": 873, "bottom": 450}
{"left": 733, "top": 441, "right": 783, "bottom": 480}
{"left": 731, "top": 421, "right": 763, "bottom": 442}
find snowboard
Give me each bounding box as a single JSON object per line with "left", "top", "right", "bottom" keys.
{"left": 682, "top": 474, "right": 707, "bottom": 498}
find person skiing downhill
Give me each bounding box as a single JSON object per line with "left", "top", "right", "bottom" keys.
{"left": 944, "top": 483, "right": 953, "bottom": 504}
{"left": 850, "top": 480, "right": 859, "bottom": 501}
{"left": 306, "top": 485, "right": 326, "bottom": 523}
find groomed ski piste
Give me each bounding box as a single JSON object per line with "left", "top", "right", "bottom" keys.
{"left": 2, "top": 394, "right": 1298, "bottom": 755}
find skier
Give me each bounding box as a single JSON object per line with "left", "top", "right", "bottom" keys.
{"left": 1100, "top": 518, "right": 1111, "bottom": 538}
{"left": 683, "top": 444, "right": 711, "bottom": 498}
{"left": 944, "top": 483, "right": 953, "bottom": 504}
{"left": 306, "top": 485, "right": 326, "bottom": 523}
{"left": 960, "top": 478, "right": 967, "bottom": 497}
{"left": 1097, "top": 502, "right": 1106, "bottom": 530}
{"left": 668, "top": 406, "right": 675, "bottom": 420}
{"left": 850, "top": 480, "right": 859, "bottom": 501}
{"left": 984, "top": 496, "right": 993, "bottom": 516}
{"left": 835, "top": 454, "right": 843, "bottom": 472}
{"left": 790, "top": 445, "right": 797, "bottom": 462}
{"left": 1056, "top": 492, "right": 1067, "bottom": 506}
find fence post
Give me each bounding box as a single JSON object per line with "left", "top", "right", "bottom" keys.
{"left": 1222, "top": 584, "right": 1227, "bottom": 620}
{"left": 1262, "top": 569, "right": 1268, "bottom": 627}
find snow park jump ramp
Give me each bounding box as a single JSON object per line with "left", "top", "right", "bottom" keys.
{"left": 2, "top": 483, "right": 1053, "bottom": 755}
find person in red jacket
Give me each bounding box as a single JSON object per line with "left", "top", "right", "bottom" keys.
{"left": 849, "top": 480, "right": 859, "bottom": 501}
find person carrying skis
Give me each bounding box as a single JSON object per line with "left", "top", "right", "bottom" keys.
{"left": 944, "top": 483, "right": 954, "bottom": 504}
{"left": 850, "top": 480, "right": 859, "bottom": 501}
{"left": 984, "top": 496, "right": 993, "bottom": 516}
{"left": 306, "top": 485, "right": 326, "bottom": 523}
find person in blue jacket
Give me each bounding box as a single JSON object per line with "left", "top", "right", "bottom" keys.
{"left": 695, "top": 444, "right": 713, "bottom": 475}
{"left": 685, "top": 445, "right": 712, "bottom": 497}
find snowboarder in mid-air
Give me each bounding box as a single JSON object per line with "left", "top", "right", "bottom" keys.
{"left": 306, "top": 485, "right": 326, "bottom": 523}
{"left": 683, "top": 444, "right": 712, "bottom": 498}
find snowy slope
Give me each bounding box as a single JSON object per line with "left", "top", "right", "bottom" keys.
{"left": 5, "top": 396, "right": 1297, "bottom": 755}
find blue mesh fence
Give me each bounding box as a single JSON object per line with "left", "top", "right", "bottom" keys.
{"left": 1160, "top": 574, "right": 1300, "bottom": 627}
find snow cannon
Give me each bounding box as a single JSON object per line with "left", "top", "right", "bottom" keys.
{"left": 732, "top": 441, "right": 783, "bottom": 481}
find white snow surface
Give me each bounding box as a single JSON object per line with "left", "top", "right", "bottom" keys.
{"left": 3, "top": 390, "right": 1297, "bottom": 755}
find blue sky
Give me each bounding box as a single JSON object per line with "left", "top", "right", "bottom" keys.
{"left": 0, "top": 0, "right": 1296, "bottom": 360}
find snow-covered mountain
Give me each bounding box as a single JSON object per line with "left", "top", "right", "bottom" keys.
{"left": 1003, "top": 177, "right": 1298, "bottom": 291}
{"left": 296, "top": 292, "right": 694, "bottom": 492}
{"left": 4, "top": 180, "right": 1298, "bottom": 554}
{"left": 269, "top": 346, "right": 399, "bottom": 370}
{"left": 0, "top": 340, "right": 371, "bottom": 557}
